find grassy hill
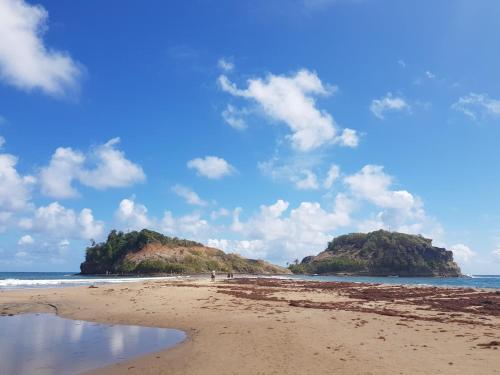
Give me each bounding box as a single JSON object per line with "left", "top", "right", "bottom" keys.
{"left": 80, "top": 229, "right": 290, "bottom": 275}
{"left": 289, "top": 230, "right": 461, "bottom": 277}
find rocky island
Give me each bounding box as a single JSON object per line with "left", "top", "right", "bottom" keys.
{"left": 290, "top": 230, "right": 462, "bottom": 277}
{"left": 80, "top": 229, "right": 290, "bottom": 275}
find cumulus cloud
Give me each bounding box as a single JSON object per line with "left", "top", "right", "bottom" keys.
{"left": 18, "top": 234, "right": 34, "bottom": 245}
{"left": 323, "top": 164, "right": 340, "bottom": 189}
{"left": 0, "top": 153, "right": 34, "bottom": 212}
{"left": 40, "top": 138, "right": 145, "bottom": 199}
{"left": 221, "top": 104, "right": 247, "bottom": 130}
{"left": 115, "top": 198, "right": 151, "bottom": 231}
{"left": 294, "top": 170, "right": 320, "bottom": 190}
{"left": 0, "top": 0, "right": 81, "bottom": 96}
{"left": 451, "top": 93, "right": 500, "bottom": 121}
{"left": 78, "top": 138, "right": 145, "bottom": 189}
{"left": 172, "top": 184, "right": 207, "bottom": 206}
{"left": 259, "top": 156, "right": 340, "bottom": 191}
{"left": 161, "top": 212, "right": 210, "bottom": 237}
{"left": 370, "top": 93, "right": 410, "bottom": 119}
{"left": 187, "top": 156, "right": 235, "bottom": 179}
{"left": 114, "top": 197, "right": 212, "bottom": 239}
{"left": 335, "top": 128, "right": 359, "bottom": 147}
{"left": 258, "top": 158, "right": 317, "bottom": 190}
{"left": 20, "top": 202, "right": 104, "bottom": 240}
{"left": 344, "top": 165, "right": 437, "bottom": 235}
{"left": 450, "top": 243, "right": 476, "bottom": 264}
{"left": 226, "top": 196, "right": 353, "bottom": 262}
{"left": 210, "top": 208, "right": 230, "bottom": 220}
{"left": 217, "top": 58, "right": 234, "bottom": 72}
{"left": 218, "top": 69, "right": 358, "bottom": 151}
{"left": 40, "top": 147, "right": 84, "bottom": 198}
{"left": 206, "top": 238, "right": 267, "bottom": 259}
{"left": 0, "top": 152, "right": 35, "bottom": 231}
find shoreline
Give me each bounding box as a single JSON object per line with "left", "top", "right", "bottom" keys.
{"left": 2, "top": 272, "right": 500, "bottom": 292}
{"left": 1, "top": 278, "right": 499, "bottom": 374}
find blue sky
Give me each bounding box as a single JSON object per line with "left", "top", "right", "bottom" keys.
{"left": 1, "top": 0, "right": 500, "bottom": 273}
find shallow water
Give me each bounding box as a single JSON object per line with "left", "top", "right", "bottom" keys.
{"left": 289, "top": 274, "right": 500, "bottom": 289}
{"left": 0, "top": 313, "right": 186, "bottom": 375}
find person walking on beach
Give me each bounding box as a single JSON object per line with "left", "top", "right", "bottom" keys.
{"left": 211, "top": 270, "right": 216, "bottom": 281}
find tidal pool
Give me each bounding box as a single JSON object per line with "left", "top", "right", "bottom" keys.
{"left": 0, "top": 313, "right": 186, "bottom": 375}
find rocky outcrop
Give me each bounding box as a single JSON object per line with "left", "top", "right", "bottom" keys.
{"left": 80, "top": 229, "right": 290, "bottom": 275}
{"left": 291, "top": 230, "right": 461, "bottom": 277}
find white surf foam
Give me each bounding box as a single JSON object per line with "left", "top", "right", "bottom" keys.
{"left": 0, "top": 276, "right": 188, "bottom": 289}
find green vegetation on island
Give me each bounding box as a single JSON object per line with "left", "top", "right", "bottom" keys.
{"left": 80, "top": 229, "right": 290, "bottom": 275}
{"left": 289, "top": 230, "right": 462, "bottom": 277}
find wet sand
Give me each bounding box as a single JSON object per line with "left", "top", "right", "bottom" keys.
{"left": 1, "top": 278, "right": 499, "bottom": 375}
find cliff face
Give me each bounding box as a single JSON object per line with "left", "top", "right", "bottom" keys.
{"left": 292, "top": 230, "right": 461, "bottom": 277}
{"left": 80, "top": 229, "right": 290, "bottom": 275}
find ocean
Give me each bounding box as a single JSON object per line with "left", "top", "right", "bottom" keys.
{"left": 0, "top": 272, "right": 187, "bottom": 290}
{"left": 1, "top": 272, "right": 500, "bottom": 289}
{"left": 290, "top": 274, "right": 500, "bottom": 289}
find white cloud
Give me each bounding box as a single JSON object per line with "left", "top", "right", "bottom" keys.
{"left": 217, "top": 58, "right": 234, "bottom": 72}
{"left": 221, "top": 104, "right": 247, "bottom": 130}
{"left": 40, "top": 147, "right": 84, "bottom": 198}
{"left": 450, "top": 243, "right": 476, "bottom": 264}
{"left": 78, "top": 138, "right": 145, "bottom": 190}
{"left": 370, "top": 93, "right": 410, "bottom": 119}
{"left": 115, "top": 198, "right": 151, "bottom": 231}
{"left": 78, "top": 208, "right": 103, "bottom": 240}
{"left": 187, "top": 156, "right": 235, "bottom": 179}
{"left": 0, "top": 153, "right": 34, "bottom": 212}
{"left": 295, "top": 170, "right": 319, "bottom": 190}
{"left": 344, "top": 165, "right": 416, "bottom": 211}
{"left": 227, "top": 196, "right": 353, "bottom": 263}
{"left": 20, "top": 202, "right": 104, "bottom": 240}
{"left": 210, "top": 208, "right": 229, "bottom": 220}
{"left": 207, "top": 238, "right": 267, "bottom": 259}
{"left": 172, "top": 184, "right": 207, "bottom": 206}
{"left": 218, "top": 69, "right": 358, "bottom": 151}
{"left": 161, "top": 211, "right": 210, "bottom": 237}
{"left": 114, "top": 198, "right": 212, "bottom": 239}
{"left": 18, "top": 234, "right": 34, "bottom": 245}
{"left": 258, "top": 158, "right": 317, "bottom": 190}
{"left": 0, "top": 152, "right": 35, "bottom": 231}
{"left": 323, "top": 164, "right": 340, "bottom": 189}
{"left": 397, "top": 59, "right": 406, "bottom": 68}
{"left": 259, "top": 156, "right": 341, "bottom": 191}
{"left": 40, "top": 138, "right": 145, "bottom": 199}
{"left": 344, "top": 165, "right": 438, "bottom": 235}
{"left": 335, "top": 128, "right": 359, "bottom": 147}
{"left": 452, "top": 93, "right": 500, "bottom": 121}
{"left": 0, "top": 0, "right": 81, "bottom": 96}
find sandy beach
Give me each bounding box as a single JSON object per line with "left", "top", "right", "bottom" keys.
{"left": 1, "top": 278, "right": 499, "bottom": 375}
